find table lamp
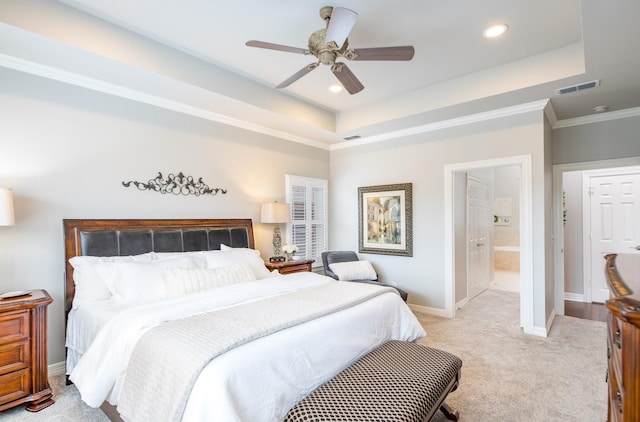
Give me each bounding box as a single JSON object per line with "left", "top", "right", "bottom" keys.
{"left": 261, "top": 202, "right": 290, "bottom": 261}
{"left": 0, "top": 188, "right": 15, "bottom": 226}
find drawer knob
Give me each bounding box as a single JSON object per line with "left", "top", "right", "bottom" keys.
{"left": 616, "top": 390, "right": 623, "bottom": 413}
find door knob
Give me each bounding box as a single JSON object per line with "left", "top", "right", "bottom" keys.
{"left": 635, "top": 245, "right": 640, "bottom": 250}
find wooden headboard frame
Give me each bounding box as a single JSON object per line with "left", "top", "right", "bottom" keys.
{"left": 63, "top": 218, "right": 255, "bottom": 315}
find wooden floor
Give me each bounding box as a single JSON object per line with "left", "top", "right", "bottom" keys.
{"left": 564, "top": 300, "right": 607, "bottom": 322}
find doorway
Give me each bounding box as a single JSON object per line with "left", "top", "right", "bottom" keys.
{"left": 445, "top": 155, "right": 534, "bottom": 335}
{"left": 552, "top": 157, "right": 640, "bottom": 315}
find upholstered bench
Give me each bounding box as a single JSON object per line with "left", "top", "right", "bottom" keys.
{"left": 285, "top": 340, "right": 462, "bottom": 422}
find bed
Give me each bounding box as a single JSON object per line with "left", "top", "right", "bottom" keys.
{"left": 63, "top": 218, "right": 426, "bottom": 422}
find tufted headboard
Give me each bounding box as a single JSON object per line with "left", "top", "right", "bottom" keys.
{"left": 63, "top": 218, "right": 254, "bottom": 315}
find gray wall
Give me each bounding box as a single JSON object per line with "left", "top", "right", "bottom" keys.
{"left": 0, "top": 67, "right": 329, "bottom": 365}
{"left": 554, "top": 115, "right": 640, "bottom": 300}
{"left": 329, "top": 111, "right": 551, "bottom": 330}
{"left": 493, "top": 165, "right": 521, "bottom": 230}
{"left": 553, "top": 116, "right": 640, "bottom": 165}
{"left": 562, "top": 170, "right": 584, "bottom": 295}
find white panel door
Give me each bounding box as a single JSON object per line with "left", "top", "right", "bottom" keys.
{"left": 589, "top": 171, "right": 640, "bottom": 303}
{"left": 467, "top": 176, "right": 490, "bottom": 299}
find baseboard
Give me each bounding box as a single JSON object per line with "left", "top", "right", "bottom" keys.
{"left": 564, "top": 292, "right": 585, "bottom": 302}
{"left": 408, "top": 303, "right": 450, "bottom": 318}
{"left": 48, "top": 361, "right": 66, "bottom": 378}
{"left": 539, "top": 309, "right": 557, "bottom": 338}
{"left": 455, "top": 298, "right": 469, "bottom": 309}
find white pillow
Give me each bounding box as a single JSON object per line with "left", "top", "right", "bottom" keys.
{"left": 150, "top": 251, "right": 207, "bottom": 265}
{"left": 329, "top": 260, "right": 378, "bottom": 281}
{"left": 68, "top": 253, "right": 155, "bottom": 308}
{"left": 202, "top": 249, "right": 272, "bottom": 279}
{"left": 219, "top": 244, "right": 232, "bottom": 251}
{"left": 163, "top": 264, "right": 256, "bottom": 298}
{"left": 97, "top": 256, "right": 203, "bottom": 304}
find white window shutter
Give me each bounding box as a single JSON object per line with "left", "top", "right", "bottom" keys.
{"left": 286, "top": 175, "right": 328, "bottom": 265}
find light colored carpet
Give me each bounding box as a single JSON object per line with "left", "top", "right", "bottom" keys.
{"left": 424, "top": 289, "right": 607, "bottom": 422}
{"left": 1, "top": 289, "right": 607, "bottom": 421}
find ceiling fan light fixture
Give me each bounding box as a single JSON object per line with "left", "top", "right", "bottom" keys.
{"left": 324, "top": 7, "right": 358, "bottom": 49}
{"left": 483, "top": 24, "right": 509, "bottom": 39}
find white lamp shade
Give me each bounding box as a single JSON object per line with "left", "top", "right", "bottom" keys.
{"left": 260, "top": 202, "right": 290, "bottom": 224}
{"left": 0, "top": 188, "right": 15, "bottom": 226}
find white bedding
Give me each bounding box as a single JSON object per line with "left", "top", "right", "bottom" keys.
{"left": 69, "top": 272, "right": 425, "bottom": 421}
{"left": 65, "top": 301, "right": 129, "bottom": 373}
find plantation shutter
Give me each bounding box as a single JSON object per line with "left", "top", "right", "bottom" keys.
{"left": 286, "top": 175, "right": 328, "bottom": 265}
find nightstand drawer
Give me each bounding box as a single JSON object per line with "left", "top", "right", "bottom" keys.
{"left": 0, "top": 310, "right": 29, "bottom": 346}
{"left": 0, "top": 339, "right": 30, "bottom": 375}
{"left": 0, "top": 368, "right": 31, "bottom": 406}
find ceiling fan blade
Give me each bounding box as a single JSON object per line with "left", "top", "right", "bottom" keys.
{"left": 246, "top": 40, "right": 310, "bottom": 55}
{"left": 348, "top": 46, "right": 415, "bottom": 61}
{"left": 276, "top": 63, "right": 319, "bottom": 89}
{"left": 331, "top": 62, "right": 364, "bottom": 95}
{"left": 325, "top": 7, "right": 358, "bottom": 50}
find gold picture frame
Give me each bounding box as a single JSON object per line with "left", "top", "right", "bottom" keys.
{"left": 358, "top": 183, "right": 413, "bottom": 256}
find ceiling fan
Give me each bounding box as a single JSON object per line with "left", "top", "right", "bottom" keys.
{"left": 246, "top": 6, "right": 415, "bottom": 95}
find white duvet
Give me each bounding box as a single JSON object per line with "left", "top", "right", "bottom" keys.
{"left": 69, "top": 272, "right": 426, "bottom": 421}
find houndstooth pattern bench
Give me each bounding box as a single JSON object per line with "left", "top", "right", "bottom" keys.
{"left": 285, "top": 340, "right": 462, "bottom": 422}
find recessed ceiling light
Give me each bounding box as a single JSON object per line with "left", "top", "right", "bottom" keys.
{"left": 483, "top": 24, "right": 509, "bottom": 38}
{"left": 329, "top": 85, "right": 343, "bottom": 93}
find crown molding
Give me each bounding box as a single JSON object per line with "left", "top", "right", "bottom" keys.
{"left": 553, "top": 106, "right": 640, "bottom": 128}
{"left": 4, "top": 48, "right": 639, "bottom": 152}
{"left": 331, "top": 100, "right": 551, "bottom": 151}
{"left": 0, "top": 53, "right": 332, "bottom": 151}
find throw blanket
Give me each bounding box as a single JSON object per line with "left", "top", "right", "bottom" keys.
{"left": 117, "top": 281, "right": 397, "bottom": 422}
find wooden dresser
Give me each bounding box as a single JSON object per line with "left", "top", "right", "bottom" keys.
{"left": 604, "top": 253, "right": 640, "bottom": 422}
{"left": 0, "top": 289, "right": 53, "bottom": 412}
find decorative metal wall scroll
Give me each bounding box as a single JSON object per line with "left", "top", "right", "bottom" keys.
{"left": 122, "top": 172, "right": 227, "bottom": 196}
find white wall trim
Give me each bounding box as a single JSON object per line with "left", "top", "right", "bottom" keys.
{"left": 553, "top": 106, "right": 640, "bottom": 129}
{"left": 564, "top": 292, "right": 585, "bottom": 302}
{"left": 455, "top": 297, "right": 469, "bottom": 310}
{"left": 407, "top": 303, "right": 450, "bottom": 318}
{"left": 552, "top": 156, "right": 640, "bottom": 317}
{"left": 543, "top": 309, "right": 556, "bottom": 337}
{"left": 581, "top": 171, "right": 593, "bottom": 303}
{"left": 48, "top": 361, "right": 66, "bottom": 378}
{"left": 0, "top": 53, "right": 331, "bottom": 151}
{"left": 5, "top": 48, "right": 640, "bottom": 152}
{"left": 331, "top": 100, "right": 550, "bottom": 151}
{"left": 444, "top": 155, "right": 536, "bottom": 334}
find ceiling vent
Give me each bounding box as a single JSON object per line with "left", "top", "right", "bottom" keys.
{"left": 343, "top": 135, "right": 361, "bottom": 141}
{"left": 554, "top": 79, "right": 600, "bottom": 95}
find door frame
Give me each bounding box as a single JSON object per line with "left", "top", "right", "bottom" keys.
{"left": 552, "top": 156, "right": 640, "bottom": 315}
{"left": 445, "top": 154, "right": 533, "bottom": 335}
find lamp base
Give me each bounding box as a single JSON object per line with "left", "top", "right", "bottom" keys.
{"left": 269, "top": 256, "right": 286, "bottom": 263}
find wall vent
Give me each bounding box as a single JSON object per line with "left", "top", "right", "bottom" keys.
{"left": 343, "top": 135, "right": 361, "bottom": 141}
{"left": 554, "top": 79, "right": 600, "bottom": 95}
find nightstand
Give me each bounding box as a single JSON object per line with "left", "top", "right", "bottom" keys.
{"left": 0, "top": 289, "right": 53, "bottom": 412}
{"left": 265, "top": 259, "right": 315, "bottom": 275}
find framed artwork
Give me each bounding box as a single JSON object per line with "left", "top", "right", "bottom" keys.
{"left": 358, "top": 183, "right": 413, "bottom": 256}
